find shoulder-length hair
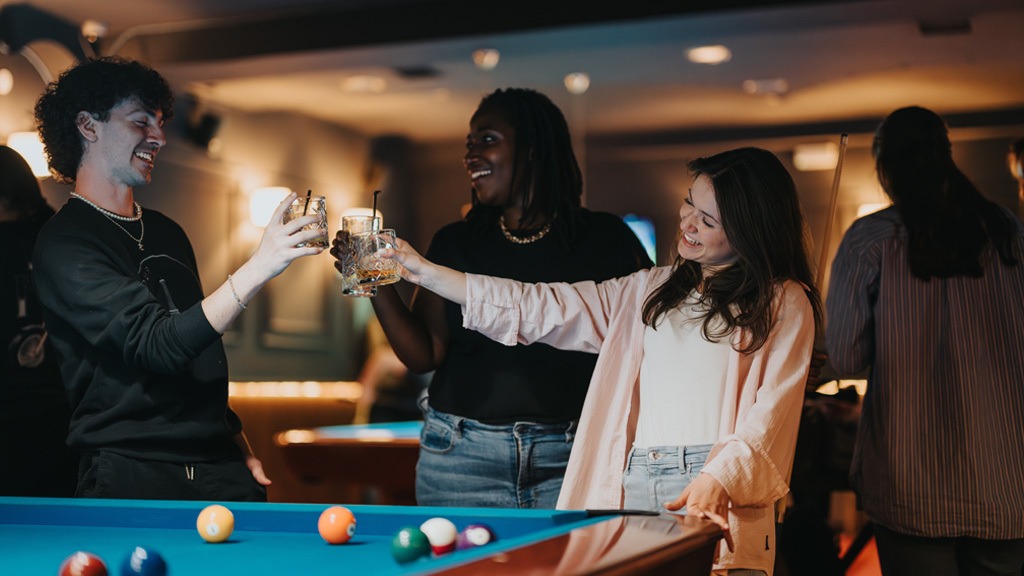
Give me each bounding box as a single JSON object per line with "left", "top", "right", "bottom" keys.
{"left": 874, "top": 106, "right": 1019, "bottom": 279}
{"left": 642, "top": 147, "right": 822, "bottom": 353}
{"left": 464, "top": 88, "right": 583, "bottom": 246}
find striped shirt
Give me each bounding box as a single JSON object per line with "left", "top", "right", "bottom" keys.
{"left": 826, "top": 206, "right": 1024, "bottom": 539}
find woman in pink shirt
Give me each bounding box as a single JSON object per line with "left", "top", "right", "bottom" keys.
{"left": 385, "top": 147, "right": 821, "bottom": 575}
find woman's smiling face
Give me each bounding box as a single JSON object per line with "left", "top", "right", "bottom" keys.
{"left": 463, "top": 105, "right": 517, "bottom": 207}
{"left": 677, "top": 174, "right": 736, "bottom": 274}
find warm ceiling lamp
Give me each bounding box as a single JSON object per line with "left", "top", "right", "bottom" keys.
{"left": 686, "top": 45, "right": 732, "bottom": 65}
{"left": 563, "top": 73, "right": 590, "bottom": 95}
{"left": 472, "top": 48, "right": 500, "bottom": 71}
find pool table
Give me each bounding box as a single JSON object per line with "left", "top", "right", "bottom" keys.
{"left": 275, "top": 420, "right": 422, "bottom": 505}
{"left": 2, "top": 497, "right": 721, "bottom": 575}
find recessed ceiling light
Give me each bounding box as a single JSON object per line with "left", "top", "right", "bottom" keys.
{"left": 341, "top": 74, "right": 387, "bottom": 93}
{"left": 686, "top": 45, "right": 732, "bottom": 65}
{"left": 742, "top": 78, "right": 789, "bottom": 96}
{"left": 564, "top": 72, "right": 590, "bottom": 95}
{"left": 472, "top": 48, "right": 500, "bottom": 71}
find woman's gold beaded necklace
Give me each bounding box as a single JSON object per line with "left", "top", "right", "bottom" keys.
{"left": 499, "top": 215, "right": 551, "bottom": 244}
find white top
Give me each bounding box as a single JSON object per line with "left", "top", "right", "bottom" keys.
{"left": 635, "top": 293, "right": 732, "bottom": 448}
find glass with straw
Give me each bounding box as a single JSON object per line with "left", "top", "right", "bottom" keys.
{"left": 283, "top": 189, "right": 328, "bottom": 248}
{"left": 339, "top": 210, "right": 381, "bottom": 297}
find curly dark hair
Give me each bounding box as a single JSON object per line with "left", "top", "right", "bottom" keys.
{"left": 34, "top": 56, "right": 175, "bottom": 183}
{"left": 642, "top": 147, "right": 822, "bottom": 354}
{"left": 464, "top": 88, "right": 584, "bottom": 246}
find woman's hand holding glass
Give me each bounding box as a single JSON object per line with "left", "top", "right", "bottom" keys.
{"left": 374, "top": 236, "right": 469, "bottom": 306}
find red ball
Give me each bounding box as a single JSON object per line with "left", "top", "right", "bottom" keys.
{"left": 58, "top": 551, "right": 108, "bottom": 576}
{"left": 419, "top": 517, "right": 458, "bottom": 556}
{"left": 318, "top": 505, "right": 357, "bottom": 544}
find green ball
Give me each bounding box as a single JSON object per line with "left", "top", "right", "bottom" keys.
{"left": 391, "top": 526, "right": 431, "bottom": 564}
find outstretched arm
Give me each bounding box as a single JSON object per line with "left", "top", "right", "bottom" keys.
{"left": 384, "top": 237, "right": 467, "bottom": 305}
{"left": 203, "top": 192, "right": 325, "bottom": 333}
{"left": 331, "top": 233, "right": 462, "bottom": 373}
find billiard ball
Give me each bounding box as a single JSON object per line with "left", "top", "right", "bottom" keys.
{"left": 58, "top": 551, "right": 108, "bottom": 576}
{"left": 390, "top": 526, "right": 431, "bottom": 564}
{"left": 419, "top": 517, "right": 458, "bottom": 555}
{"left": 456, "top": 524, "right": 497, "bottom": 550}
{"left": 317, "top": 505, "right": 356, "bottom": 544}
{"left": 120, "top": 546, "right": 167, "bottom": 576}
{"left": 196, "top": 504, "right": 234, "bottom": 543}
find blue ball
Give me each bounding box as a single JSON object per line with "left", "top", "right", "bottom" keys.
{"left": 120, "top": 546, "right": 167, "bottom": 576}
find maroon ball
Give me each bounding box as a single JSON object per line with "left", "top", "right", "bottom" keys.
{"left": 58, "top": 551, "right": 108, "bottom": 576}
{"left": 456, "top": 524, "right": 497, "bottom": 550}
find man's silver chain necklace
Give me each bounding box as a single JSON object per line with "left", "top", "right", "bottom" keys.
{"left": 70, "top": 192, "right": 145, "bottom": 251}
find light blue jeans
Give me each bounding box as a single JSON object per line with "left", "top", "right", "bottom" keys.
{"left": 623, "top": 444, "right": 713, "bottom": 512}
{"left": 415, "top": 404, "right": 575, "bottom": 508}
{"left": 623, "top": 445, "right": 767, "bottom": 576}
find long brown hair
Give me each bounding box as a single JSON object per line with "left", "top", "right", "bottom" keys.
{"left": 642, "top": 147, "right": 822, "bottom": 353}
{"left": 874, "top": 106, "right": 1019, "bottom": 279}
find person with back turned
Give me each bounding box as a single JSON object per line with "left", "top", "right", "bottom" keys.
{"left": 827, "top": 106, "right": 1024, "bottom": 575}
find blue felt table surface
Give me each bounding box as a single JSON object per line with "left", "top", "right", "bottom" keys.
{"left": 2, "top": 497, "right": 598, "bottom": 575}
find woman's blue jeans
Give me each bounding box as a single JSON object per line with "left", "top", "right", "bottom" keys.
{"left": 622, "top": 444, "right": 766, "bottom": 576}
{"left": 415, "top": 404, "right": 575, "bottom": 509}
{"left": 622, "top": 444, "right": 712, "bottom": 512}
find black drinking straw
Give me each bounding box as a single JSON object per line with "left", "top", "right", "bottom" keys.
{"left": 302, "top": 189, "right": 312, "bottom": 215}
{"left": 372, "top": 190, "right": 380, "bottom": 229}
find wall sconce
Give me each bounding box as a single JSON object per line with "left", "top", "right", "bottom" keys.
{"left": 0, "top": 68, "right": 13, "bottom": 95}
{"left": 6, "top": 131, "right": 50, "bottom": 178}
{"left": 339, "top": 207, "right": 383, "bottom": 229}
{"left": 249, "top": 187, "right": 291, "bottom": 227}
{"left": 793, "top": 142, "right": 839, "bottom": 172}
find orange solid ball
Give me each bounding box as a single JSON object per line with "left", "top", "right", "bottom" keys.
{"left": 318, "top": 506, "right": 356, "bottom": 544}
{"left": 196, "top": 504, "right": 235, "bottom": 543}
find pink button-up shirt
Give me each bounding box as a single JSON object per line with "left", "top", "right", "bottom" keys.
{"left": 463, "top": 267, "right": 815, "bottom": 575}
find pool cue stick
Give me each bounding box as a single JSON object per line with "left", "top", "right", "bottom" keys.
{"left": 815, "top": 133, "right": 849, "bottom": 290}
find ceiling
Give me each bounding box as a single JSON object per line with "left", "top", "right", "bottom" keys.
{"left": 3, "top": 0, "right": 1024, "bottom": 144}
